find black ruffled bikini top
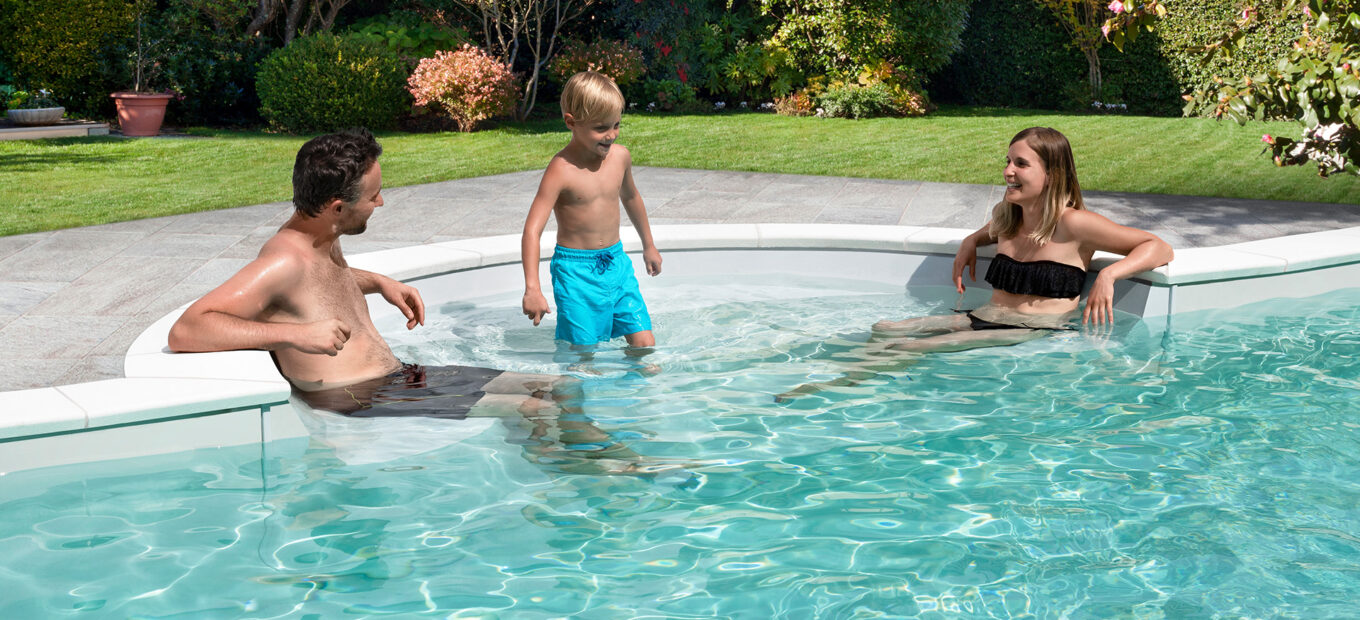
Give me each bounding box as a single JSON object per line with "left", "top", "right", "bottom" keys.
{"left": 985, "top": 253, "right": 1086, "bottom": 299}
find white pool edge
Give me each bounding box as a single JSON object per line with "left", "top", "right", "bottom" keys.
{"left": 3, "top": 223, "right": 1358, "bottom": 473}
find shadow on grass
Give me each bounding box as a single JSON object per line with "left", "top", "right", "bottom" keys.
{"left": 0, "top": 151, "right": 121, "bottom": 171}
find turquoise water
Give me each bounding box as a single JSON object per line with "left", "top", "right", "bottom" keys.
{"left": 2, "top": 274, "right": 1359, "bottom": 618}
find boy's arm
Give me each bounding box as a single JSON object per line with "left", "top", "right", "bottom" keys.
{"left": 522, "top": 165, "right": 560, "bottom": 326}
{"left": 352, "top": 268, "right": 425, "bottom": 330}
{"left": 167, "top": 253, "right": 351, "bottom": 355}
{"left": 619, "top": 148, "right": 661, "bottom": 276}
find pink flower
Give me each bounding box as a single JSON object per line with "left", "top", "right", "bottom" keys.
{"left": 660, "top": 44, "right": 672, "bottom": 57}
{"left": 1108, "top": 0, "right": 1125, "bottom": 14}
{"left": 1101, "top": 24, "right": 1111, "bottom": 38}
{"left": 1303, "top": 6, "right": 1311, "bottom": 16}
{"left": 1241, "top": 7, "right": 1255, "bottom": 19}
{"left": 1261, "top": 134, "right": 1274, "bottom": 144}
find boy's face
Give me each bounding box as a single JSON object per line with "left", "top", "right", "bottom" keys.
{"left": 566, "top": 112, "right": 622, "bottom": 159}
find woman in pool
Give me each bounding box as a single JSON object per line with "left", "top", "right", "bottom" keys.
{"left": 779, "top": 127, "right": 1173, "bottom": 399}
{"left": 875, "top": 126, "right": 1173, "bottom": 349}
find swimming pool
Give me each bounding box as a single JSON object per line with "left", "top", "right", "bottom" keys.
{"left": 2, "top": 265, "right": 1358, "bottom": 617}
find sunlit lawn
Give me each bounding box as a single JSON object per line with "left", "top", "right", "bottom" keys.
{"left": 3, "top": 106, "right": 1357, "bottom": 236}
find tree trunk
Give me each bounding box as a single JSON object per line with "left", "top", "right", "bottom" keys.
{"left": 1086, "top": 48, "right": 1102, "bottom": 100}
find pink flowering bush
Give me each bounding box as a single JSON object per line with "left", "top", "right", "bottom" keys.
{"left": 547, "top": 40, "right": 646, "bottom": 87}
{"left": 407, "top": 44, "right": 520, "bottom": 132}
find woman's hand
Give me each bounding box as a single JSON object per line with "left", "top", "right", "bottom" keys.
{"left": 952, "top": 236, "right": 979, "bottom": 294}
{"left": 1083, "top": 272, "right": 1116, "bottom": 325}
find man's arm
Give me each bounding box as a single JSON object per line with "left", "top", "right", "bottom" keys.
{"left": 522, "top": 164, "right": 561, "bottom": 326}
{"left": 353, "top": 268, "right": 425, "bottom": 330}
{"left": 167, "top": 252, "right": 351, "bottom": 355}
{"left": 618, "top": 147, "right": 661, "bottom": 276}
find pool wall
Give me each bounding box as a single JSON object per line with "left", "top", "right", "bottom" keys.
{"left": 2, "top": 223, "right": 1357, "bottom": 474}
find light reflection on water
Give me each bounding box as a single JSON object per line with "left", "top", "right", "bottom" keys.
{"left": 1, "top": 275, "right": 1358, "bottom": 618}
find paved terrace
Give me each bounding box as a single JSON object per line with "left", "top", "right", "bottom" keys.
{"left": 3, "top": 167, "right": 1359, "bottom": 392}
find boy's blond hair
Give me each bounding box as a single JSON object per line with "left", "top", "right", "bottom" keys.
{"left": 560, "top": 71, "right": 625, "bottom": 123}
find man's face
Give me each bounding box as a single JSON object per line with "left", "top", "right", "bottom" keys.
{"left": 567, "top": 113, "right": 621, "bottom": 159}
{"left": 339, "top": 161, "right": 383, "bottom": 235}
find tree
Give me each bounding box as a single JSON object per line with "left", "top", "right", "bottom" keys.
{"left": 1033, "top": 0, "right": 1109, "bottom": 100}
{"left": 451, "top": 0, "right": 597, "bottom": 120}
{"left": 1105, "top": 0, "right": 1359, "bottom": 176}
{"left": 244, "top": 0, "right": 353, "bottom": 45}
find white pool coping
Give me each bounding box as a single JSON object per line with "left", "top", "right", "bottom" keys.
{"left": 3, "top": 223, "right": 1358, "bottom": 473}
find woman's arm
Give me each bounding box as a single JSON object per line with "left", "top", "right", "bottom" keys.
{"left": 1065, "top": 210, "right": 1174, "bottom": 324}
{"left": 952, "top": 224, "right": 997, "bottom": 293}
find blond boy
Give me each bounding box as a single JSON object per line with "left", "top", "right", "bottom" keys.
{"left": 521, "top": 71, "right": 661, "bottom": 347}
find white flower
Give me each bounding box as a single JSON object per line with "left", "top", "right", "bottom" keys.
{"left": 815, "top": 107, "right": 825, "bottom": 117}
{"left": 647, "top": 102, "right": 656, "bottom": 111}
{"left": 714, "top": 101, "right": 726, "bottom": 110}
{"left": 629, "top": 102, "right": 636, "bottom": 109}
{"left": 740, "top": 101, "right": 748, "bottom": 108}
{"left": 1093, "top": 101, "right": 1103, "bottom": 108}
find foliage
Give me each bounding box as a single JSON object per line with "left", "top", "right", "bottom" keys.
{"left": 6, "top": 88, "right": 60, "bottom": 110}
{"left": 640, "top": 78, "right": 698, "bottom": 111}
{"left": 145, "top": 0, "right": 269, "bottom": 126}
{"left": 719, "top": 40, "right": 803, "bottom": 100}
{"left": 752, "top": 0, "right": 970, "bottom": 78}
{"left": 348, "top": 12, "right": 471, "bottom": 67}
{"left": 774, "top": 90, "right": 816, "bottom": 116}
{"left": 256, "top": 33, "right": 410, "bottom": 133}
{"left": 548, "top": 39, "right": 647, "bottom": 87}
{"left": 408, "top": 44, "right": 520, "bottom": 132}
{"left": 0, "top": 0, "right": 133, "bottom": 116}
{"left": 817, "top": 82, "right": 899, "bottom": 119}
{"left": 451, "top": 0, "right": 596, "bottom": 120}
{"left": 1106, "top": 0, "right": 1360, "bottom": 176}
{"left": 1033, "top": 0, "right": 1109, "bottom": 99}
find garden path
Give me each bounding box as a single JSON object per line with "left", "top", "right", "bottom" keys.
{"left": 1, "top": 167, "right": 1357, "bottom": 392}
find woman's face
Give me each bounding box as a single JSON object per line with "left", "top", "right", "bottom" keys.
{"left": 1003, "top": 139, "right": 1048, "bottom": 209}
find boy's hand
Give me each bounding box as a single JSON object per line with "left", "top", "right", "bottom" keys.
{"left": 523, "top": 290, "right": 551, "bottom": 326}
{"left": 644, "top": 247, "right": 662, "bottom": 276}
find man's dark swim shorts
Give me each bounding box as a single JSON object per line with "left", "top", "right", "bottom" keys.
{"left": 295, "top": 363, "right": 504, "bottom": 419}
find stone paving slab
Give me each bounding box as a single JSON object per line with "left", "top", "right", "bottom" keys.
{"left": 1, "top": 166, "right": 1355, "bottom": 392}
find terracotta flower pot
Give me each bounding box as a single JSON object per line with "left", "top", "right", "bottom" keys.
{"left": 111, "top": 92, "right": 173, "bottom": 137}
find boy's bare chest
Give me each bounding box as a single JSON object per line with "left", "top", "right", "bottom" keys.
{"left": 557, "top": 166, "right": 624, "bottom": 207}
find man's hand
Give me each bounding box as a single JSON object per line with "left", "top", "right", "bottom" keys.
{"left": 378, "top": 278, "right": 425, "bottom": 330}
{"left": 644, "top": 247, "right": 662, "bottom": 276}
{"left": 523, "top": 290, "right": 551, "bottom": 326}
{"left": 295, "top": 319, "right": 352, "bottom": 356}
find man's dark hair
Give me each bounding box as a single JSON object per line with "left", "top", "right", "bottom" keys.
{"left": 292, "top": 128, "right": 383, "bottom": 217}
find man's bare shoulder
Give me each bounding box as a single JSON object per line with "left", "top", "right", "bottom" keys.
{"left": 245, "top": 229, "right": 314, "bottom": 281}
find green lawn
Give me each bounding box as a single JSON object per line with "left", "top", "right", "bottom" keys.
{"left": 3, "top": 106, "right": 1357, "bottom": 237}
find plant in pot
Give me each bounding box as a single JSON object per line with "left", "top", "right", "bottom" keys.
{"left": 5, "top": 87, "right": 65, "bottom": 126}
{"left": 110, "top": 0, "right": 174, "bottom": 137}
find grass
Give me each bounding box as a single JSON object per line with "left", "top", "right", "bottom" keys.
{"left": 2, "top": 106, "right": 1358, "bottom": 236}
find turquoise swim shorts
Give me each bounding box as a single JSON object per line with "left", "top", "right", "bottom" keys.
{"left": 550, "top": 242, "right": 652, "bottom": 345}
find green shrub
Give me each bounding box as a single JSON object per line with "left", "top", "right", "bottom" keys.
{"left": 548, "top": 39, "right": 647, "bottom": 88}
{"left": 754, "top": 0, "right": 970, "bottom": 79}
{"left": 256, "top": 33, "right": 410, "bottom": 133}
{"left": 640, "top": 78, "right": 697, "bottom": 111}
{"left": 149, "top": 1, "right": 268, "bottom": 126}
{"left": 933, "top": 0, "right": 1302, "bottom": 117}
{"left": 348, "top": 12, "right": 470, "bottom": 67}
{"left": 0, "top": 0, "right": 132, "bottom": 116}
{"left": 817, "top": 83, "right": 899, "bottom": 119}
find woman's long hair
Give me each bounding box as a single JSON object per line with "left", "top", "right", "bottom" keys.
{"left": 989, "top": 127, "right": 1086, "bottom": 246}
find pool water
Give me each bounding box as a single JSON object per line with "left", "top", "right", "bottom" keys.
{"left": 3, "top": 275, "right": 1358, "bottom": 618}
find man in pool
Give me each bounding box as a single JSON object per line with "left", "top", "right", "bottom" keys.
{"left": 166, "top": 129, "right": 586, "bottom": 432}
